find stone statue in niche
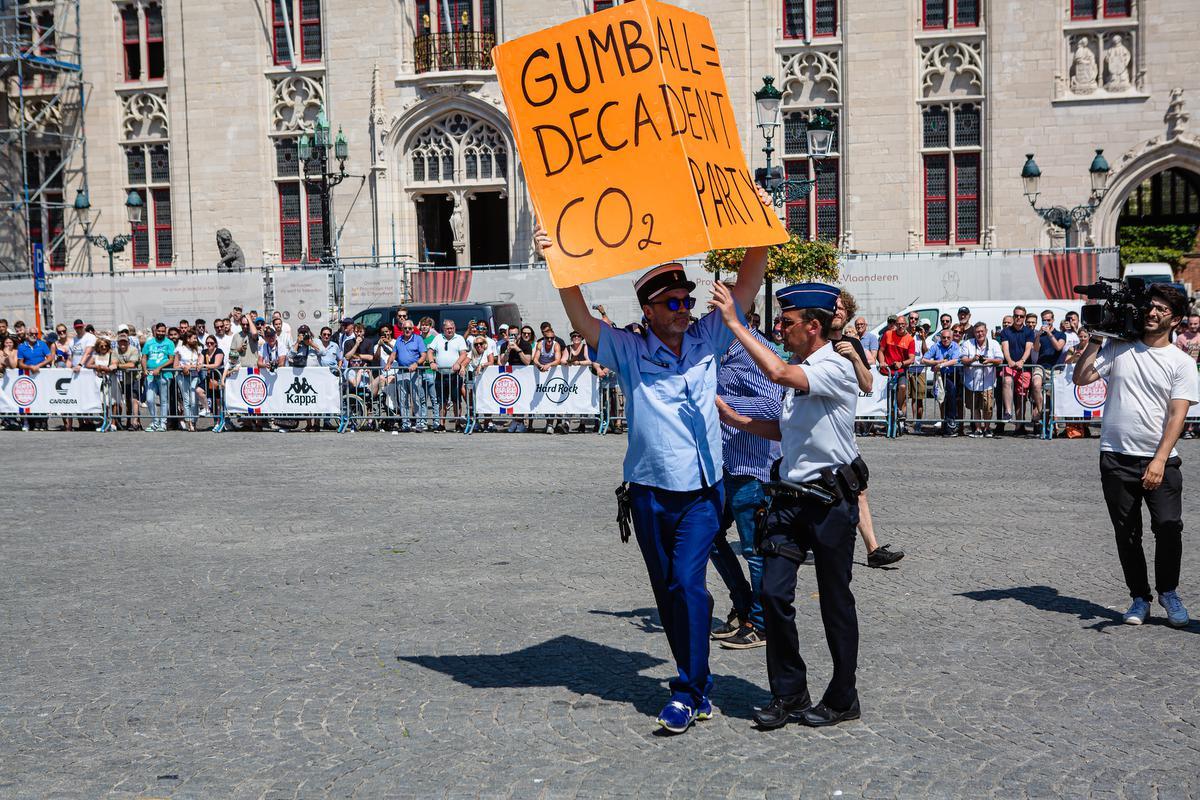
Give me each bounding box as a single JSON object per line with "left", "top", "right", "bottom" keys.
{"left": 1104, "top": 34, "right": 1132, "bottom": 92}
{"left": 215, "top": 229, "right": 245, "bottom": 271}
{"left": 1070, "top": 36, "right": 1098, "bottom": 95}
{"left": 449, "top": 198, "right": 465, "bottom": 254}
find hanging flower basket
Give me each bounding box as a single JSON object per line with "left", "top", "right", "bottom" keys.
{"left": 703, "top": 233, "right": 841, "bottom": 285}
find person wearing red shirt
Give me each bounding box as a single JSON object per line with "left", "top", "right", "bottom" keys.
{"left": 876, "top": 315, "right": 915, "bottom": 423}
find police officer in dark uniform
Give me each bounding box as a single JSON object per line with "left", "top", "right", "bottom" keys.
{"left": 710, "top": 280, "right": 865, "bottom": 728}
{"left": 535, "top": 226, "right": 769, "bottom": 734}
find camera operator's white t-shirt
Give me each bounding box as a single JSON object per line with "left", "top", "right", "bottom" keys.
{"left": 1095, "top": 340, "right": 1199, "bottom": 457}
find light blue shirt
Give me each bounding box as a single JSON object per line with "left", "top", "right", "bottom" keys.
{"left": 598, "top": 307, "right": 743, "bottom": 491}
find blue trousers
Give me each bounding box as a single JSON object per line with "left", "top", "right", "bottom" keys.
{"left": 708, "top": 473, "right": 766, "bottom": 631}
{"left": 628, "top": 481, "right": 724, "bottom": 707}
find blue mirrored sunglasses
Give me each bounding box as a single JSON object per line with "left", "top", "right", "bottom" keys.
{"left": 651, "top": 296, "right": 696, "bottom": 312}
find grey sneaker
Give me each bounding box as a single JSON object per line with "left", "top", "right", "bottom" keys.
{"left": 1123, "top": 597, "right": 1151, "bottom": 625}
{"left": 1158, "top": 591, "right": 1189, "bottom": 627}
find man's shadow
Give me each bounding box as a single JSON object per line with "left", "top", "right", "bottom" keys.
{"left": 958, "top": 585, "right": 1198, "bottom": 632}
{"left": 398, "top": 634, "right": 767, "bottom": 720}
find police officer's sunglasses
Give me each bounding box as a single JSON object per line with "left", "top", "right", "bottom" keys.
{"left": 649, "top": 296, "right": 696, "bottom": 312}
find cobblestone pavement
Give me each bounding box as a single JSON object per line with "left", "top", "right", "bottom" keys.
{"left": 2, "top": 432, "right": 1199, "bottom": 799}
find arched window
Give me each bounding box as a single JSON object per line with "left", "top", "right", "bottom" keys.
{"left": 407, "top": 113, "right": 508, "bottom": 185}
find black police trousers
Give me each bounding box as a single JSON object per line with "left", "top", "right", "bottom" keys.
{"left": 760, "top": 493, "right": 860, "bottom": 710}
{"left": 1100, "top": 451, "right": 1184, "bottom": 601}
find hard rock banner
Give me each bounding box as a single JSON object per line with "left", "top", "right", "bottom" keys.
{"left": 223, "top": 366, "right": 342, "bottom": 416}
{"left": 0, "top": 368, "right": 104, "bottom": 415}
{"left": 474, "top": 365, "right": 600, "bottom": 416}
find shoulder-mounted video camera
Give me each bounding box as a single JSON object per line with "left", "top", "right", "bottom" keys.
{"left": 1073, "top": 276, "right": 1185, "bottom": 341}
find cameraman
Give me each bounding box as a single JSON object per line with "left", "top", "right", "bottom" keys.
{"left": 1073, "top": 284, "right": 1199, "bottom": 627}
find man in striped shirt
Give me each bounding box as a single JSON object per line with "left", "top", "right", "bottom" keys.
{"left": 710, "top": 302, "right": 784, "bottom": 650}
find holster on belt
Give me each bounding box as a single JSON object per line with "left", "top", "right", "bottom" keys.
{"left": 615, "top": 482, "right": 633, "bottom": 544}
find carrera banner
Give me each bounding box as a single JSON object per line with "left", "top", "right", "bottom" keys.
{"left": 474, "top": 365, "right": 600, "bottom": 416}
{"left": 0, "top": 368, "right": 104, "bottom": 415}
{"left": 492, "top": 0, "right": 786, "bottom": 288}
{"left": 223, "top": 366, "right": 342, "bottom": 416}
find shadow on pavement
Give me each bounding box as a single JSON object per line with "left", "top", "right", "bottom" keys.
{"left": 588, "top": 607, "right": 663, "bottom": 633}
{"left": 958, "top": 584, "right": 1199, "bottom": 633}
{"left": 398, "top": 634, "right": 768, "bottom": 719}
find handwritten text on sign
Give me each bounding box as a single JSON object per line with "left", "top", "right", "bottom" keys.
{"left": 493, "top": 0, "right": 787, "bottom": 287}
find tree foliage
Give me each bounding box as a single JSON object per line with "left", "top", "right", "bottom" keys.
{"left": 703, "top": 234, "right": 841, "bottom": 284}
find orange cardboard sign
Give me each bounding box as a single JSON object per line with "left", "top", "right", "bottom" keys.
{"left": 493, "top": 0, "right": 787, "bottom": 288}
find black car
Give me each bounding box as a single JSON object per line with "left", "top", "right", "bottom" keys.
{"left": 350, "top": 302, "right": 521, "bottom": 336}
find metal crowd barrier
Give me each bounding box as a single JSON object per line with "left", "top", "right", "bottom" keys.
{"left": 885, "top": 363, "right": 1052, "bottom": 439}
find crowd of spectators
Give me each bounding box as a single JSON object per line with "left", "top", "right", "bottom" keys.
{"left": 838, "top": 303, "right": 1200, "bottom": 439}
{"left": 1, "top": 296, "right": 1197, "bottom": 437}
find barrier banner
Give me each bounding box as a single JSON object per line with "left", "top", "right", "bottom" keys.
{"left": 271, "top": 269, "right": 333, "bottom": 326}
{"left": 492, "top": 0, "right": 787, "bottom": 288}
{"left": 0, "top": 276, "right": 36, "bottom": 325}
{"left": 343, "top": 268, "right": 405, "bottom": 315}
{"left": 223, "top": 366, "right": 341, "bottom": 416}
{"left": 50, "top": 272, "right": 263, "bottom": 331}
{"left": 1053, "top": 364, "right": 1200, "bottom": 421}
{"left": 856, "top": 368, "right": 888, "bottom": 419}
{"left": 0, "top": 368, "right": 103, "bottom": 415}
{"left": 474, "top": 365, "right": 600, "bottom": 415}
{"left": 1052, "top": 364, "right": 1105, "bottom": 420}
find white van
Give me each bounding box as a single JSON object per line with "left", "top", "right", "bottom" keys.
{"left": 1122, "top": 262, "right": 1175, "bottom": 285}
{"left": 871, "top": 300, "right": 1084, "bottom": 340}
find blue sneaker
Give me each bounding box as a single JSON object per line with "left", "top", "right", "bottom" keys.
{"left": 1123, "top": 597, "right": 1150, "bottom": 625}
{"left": 1159, "top": 591, "right": 1190, "bottom": 627}
{"left": 695, "top": 697, "right": 714, "bottom": 721}
{"left": 656, "top": 700, "right": 697, "bottom": 734}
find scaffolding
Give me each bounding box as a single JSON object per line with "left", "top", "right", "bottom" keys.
{"left": 0, "top": 0, "right": 88, "bottom": 275}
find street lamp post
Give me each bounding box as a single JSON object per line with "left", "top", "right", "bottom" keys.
{"left": 299, "top": 109, "right": 350, "bottom": 265}
{"left": 1021, "top": 149, "right": 1111, "bottom": 247}
{"left": 752, "top": 75, "right": 836, "bottom": 330}
{"left": 74, "top": 189, "right": 145, "bottom": 274}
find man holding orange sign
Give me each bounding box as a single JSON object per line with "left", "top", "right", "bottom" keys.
{"left": 506, "top": 0, "right": 786, "bottom": 734}
{"left": 537, "top": 224, "right": 769, "bottom": 733}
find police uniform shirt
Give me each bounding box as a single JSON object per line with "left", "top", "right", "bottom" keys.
{"left": 598, "top": 306, "right": 745, "bottom": 492}
{"left": 780, "top": 341, "right": 860, "bottom": 484}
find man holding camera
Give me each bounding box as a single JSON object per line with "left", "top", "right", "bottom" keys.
{"left": 1073, "top": 284, "right": 1199, "bottom": 627}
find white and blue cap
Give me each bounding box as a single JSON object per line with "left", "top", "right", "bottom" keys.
{"left": 776, "top": 282, "right": 840, "bottom": 312}
{"left": 635, "top": 263, "right": 696, "bottom": 307}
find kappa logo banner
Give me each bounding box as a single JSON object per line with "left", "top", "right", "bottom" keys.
{"left": 492, "top": 0, "right": 787, "bottom": 288}
{"left": 474, "top": 366, "right": 600, "bottom": 416}
{"left": 223, "top": 366, "right": 341, "bottom": 416}
{"left": 0, "top": 368, "right": 104, "bottom": 415}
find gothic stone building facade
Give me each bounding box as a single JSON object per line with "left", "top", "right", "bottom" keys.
{"left": 5, "top": 0, "right": 1199, "bottom": 273}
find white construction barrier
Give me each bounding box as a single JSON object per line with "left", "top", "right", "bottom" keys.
{"left": 50, "top": 272, "right": 264, "bottom": 331}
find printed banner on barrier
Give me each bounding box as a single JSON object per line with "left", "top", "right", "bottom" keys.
{"left": 0, "top": 368, "right": 103, "bottom": 415}
{"left": 223, "top": 366, "right": 342, "bottom": 416}
{"left": 1053, "top": 363, "right": 1200, "bottom": 421}
{"left": 1052, "top": 365, "right": 1107, "bottom": 420}
{"left": 856, "top": 368, "right": 888, "bottom": 419}
{"left": 474, "top": 366, "right": 600, "bottom": 416}
{"left": 492, "top": 0, "right": 787, "bottom": 288}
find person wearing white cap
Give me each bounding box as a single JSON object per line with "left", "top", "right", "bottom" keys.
{"left": 535, "top": 213, "right": 770, "bottom": 734}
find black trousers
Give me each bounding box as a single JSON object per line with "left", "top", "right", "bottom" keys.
{"left": 760, "top": 494, "right": 859, "bottom": 710}
{"left": 1099, "top": 451, "right": 1184, "bottom": 601}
